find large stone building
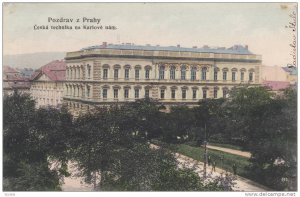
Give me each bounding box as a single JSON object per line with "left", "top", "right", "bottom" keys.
{"left": 30, "top": 60, "right": 66, "bottom": 108}
{"left": 64, "top": 42, "right": 262, "bottom": 115}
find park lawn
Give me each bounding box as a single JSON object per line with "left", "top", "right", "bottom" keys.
{"left": 208, "top": 142, "right": 244, "bottom": 151}
{"left": 174, "top": 144, "right": 250, "bottom": 177}
{"left": 151, "top": 139, "right": 251, "bottom": 179}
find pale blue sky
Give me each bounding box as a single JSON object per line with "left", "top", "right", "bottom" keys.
{"left": 3, "top": 2, "right": 297, "bottom": 66}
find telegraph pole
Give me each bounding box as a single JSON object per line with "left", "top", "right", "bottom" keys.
{"left": 203, "top": 123, "right": 208, "bottom": 179}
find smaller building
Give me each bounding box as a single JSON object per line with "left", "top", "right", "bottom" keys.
{"left": 17, "top": 68, "right": 35, "bottom": 79}
{"left": 282, "top": 66, "right": 297, "bottom": 85}
{"left": 30, "top": 60, "right": 66, "bottom": 108}
{"left": 261, "top": 65, "right": 297, "bottom": 84}
{"left": 262, "top": 80, "right": 291, "bottom": 94}
{"left": 3, "top": 66, "right": 31, "bottom": 96}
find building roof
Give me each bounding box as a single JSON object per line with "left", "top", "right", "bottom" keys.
{"left": 81, "top": 43, "right": 253, "bottom": 55}
{"left": 262, "top": 81, "right": 291, "bottom": 91}
{"left": 31, "top": 60, "right": 66, "bottom": 81}
{"left": 17, "top": 68, "right": 35, "bottom": 79}
{"left": 282, "top": 66, "right": 297, "bottom": 75}
{"left": 3, "top": 65, "right": 19, "bottom": 74}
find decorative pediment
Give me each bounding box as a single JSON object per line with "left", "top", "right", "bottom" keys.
{"left": 35, "top": 73, "right": 51, "bottom": 81}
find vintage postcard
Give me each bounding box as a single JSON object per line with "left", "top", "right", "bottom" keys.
{"left": 2, "top": 2, "right": 297, "bottom": 195}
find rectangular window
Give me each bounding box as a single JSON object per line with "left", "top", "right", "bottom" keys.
{"left": 232, "top": 72, "right": 236, "bottom": 81}
{"left": 214, "top": 89, "right": 218, "bottom": 98}
{"left": 114, "top": 89, "right": 118, "bottom": 99}
{"left": 181, "top": 70, "right": 186, "bottom": 80}
{"left": 145, "top": 70, "right": 150, "bottom": 79}
{"left": 159, "top": 69, "right": 164, "bottom": 79}
{"left": 191, "top": 71, "right": 196, "bottom": 81}
{"left": 135, "top": 89, "right": 139, "bottom": 98}
{"left": 223, "top": 71, "right": 227, "bottom": 80}
{"left": 170, "top": 68, "right": 175, "bottom": 79}
{"left": 125, "top": 69, "right": 129, "bottom": 79}
{"left": 114, "top": 69, "right": 118, "bottom": 79}
{"left": 223, "top": 89, "right": 227, "bottom": 98}
{"left": 203, "top": 90, "right": 207, "bottom": 99}
{"left": 160, "top": 89, "right": 165, "bottom": 99}
{"left": 202, "top": 71, "right": 206, "bottom": 80}
{"left": 87, "top": 66, "right": 91, "bottom": 78}
{"left": 124, "top": 89, "right": 129, "bottom": 99}
{"left": 182, "top": 89, "right": 186, "bottom": 99}
{"left": 87, "top": 87, "right": 90, "bottom": 98}
{"left": 103, "top": 89, "right": 107, "bottom": 99}
{"left": 214, "top": 71, "right": 218, "bottom": 81}
{"left": 249, "top": 72, "right": 253, "bottom": 81}
{"left": 145, "top": 89, "right": 149, "bottom": 98}
{"left": 241, "top": 72, "right": 244, "bottom": 81}
{"left": 103, "top": 69, "right": 108, "bottom": 79}
{"left": 135, "top": 69, "right": 139, "bottom": 79}
{"left": 171, "top": 89, "right": 176, "bottom": 99}
{"left": 193, "top": 89, "right": 197, "bottom": 99}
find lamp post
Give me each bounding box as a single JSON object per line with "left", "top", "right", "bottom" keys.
{"left": 203, "top": 123, "right": 208, "bottom": 179}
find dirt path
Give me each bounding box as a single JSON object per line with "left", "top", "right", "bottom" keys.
{"left": 151, "top": 144, "right": 270, "bottom": 192}
{"left": 206, "top": 145, "right": 251, "bottom": 158}
{"left": 175, "top": 153, "right": 270, "bottom": 192}
{"left": 61, "top": 162, "right": 93, "bottom": 191}
{"left": 62, "top": 146, "right": 267, "bottom": 192}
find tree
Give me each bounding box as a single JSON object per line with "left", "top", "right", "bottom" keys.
{"left": 3, "top": 92, "right": 72, "bottom": 191}
{"left": 193, "top": 98, "right": 227, "bottom": 145}
{"left": 226, "top": 86, "right": 297, "bottom": 190}
{"left": 160, "top": 106, "right": 196, "bottom": 143}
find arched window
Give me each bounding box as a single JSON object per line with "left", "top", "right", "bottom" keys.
{"left": 145, "top": 65, "right": 151, "bottom": 79}
{"left": 170, "top": 65, "right": 176, "bottom": 80}
{"left": 223, "top": 71, "right": 227, "bottom": 80}
{"left": 159, "top": 65, "right": 165, "bottom": 80}
{"left": 201, "top": 67, "right": 207, "bottom": 80}
{"left": 213, "top": 87, "right": 218, "bottom": 98}
{"left": 181, "top": 65, "right": 186, "bottom": 80}
{"left": 214, "top": 68, "right": 219, "bottom": 81}
{"left": 87, "top": 64, "right": 91, "bottom": 79}
{"left": 191, "top": 67, "right": 196, "bottom": 81}
{"left": 249, "top": 72, "right": 253, "bottom": 81}
{"left": 223, "top": 88, "right": 228, "bottom": 98}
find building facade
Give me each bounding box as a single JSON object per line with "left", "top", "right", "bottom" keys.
{"left": 64, "top": 43, "right": 262, "bottom": 115}
{"left": 3, "top": 66, "right": 31, "bottom": 96}
{"left": 30, "top": 60, "right": 66, "bottom": 108}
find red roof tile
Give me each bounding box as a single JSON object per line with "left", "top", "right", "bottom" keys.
{"left": 32, "top": 60, "right": 66, "bottom": 81}
{"left": 262, "top": 81, "right": 290, "bottom": 91}
{"left": 3, "top": 65, "right": 19, "bottom": 74}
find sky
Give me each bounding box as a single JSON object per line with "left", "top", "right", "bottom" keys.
{"left": 3, "top": 2, "right": 297, "bottom": 67}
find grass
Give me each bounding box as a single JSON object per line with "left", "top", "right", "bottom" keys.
{"left": 151, "top": 139, "right": 251, "bottom": 178}
{"left": 174, "top": 144, "right": 250, "bottom": 177}
{"left": 208, "top": 142, "right": 244, "bottom": 151}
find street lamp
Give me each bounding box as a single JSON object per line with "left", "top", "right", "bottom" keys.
{"left": 203, "top": 123, "right": 208, "bottom": 179}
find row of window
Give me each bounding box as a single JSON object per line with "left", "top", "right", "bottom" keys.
{"left": 67, "top": 65, "right": 91, "bottom": 79}
{"left": 101, "top": 88, "right": 227, "bottom": 100}
{"left": 102, "top": 68, "right": 253, "bottom": 81}
{"left": 67, "top": 65, "right": 255, "bottom": 82}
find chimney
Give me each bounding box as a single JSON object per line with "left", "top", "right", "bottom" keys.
{"left": 203, "top": 45, "right": 209, "bottom": 49}
{"left": 192, "top": 46, "right": 197, "bottom": 48}
{"left": 177, "top": 44, "right": 180, "bottom": 48}
{"left": 102, "top": 42, "right": 107, "bottom": 47}
{"left": 245, "top": 45, "right": 248, "bottom": 50}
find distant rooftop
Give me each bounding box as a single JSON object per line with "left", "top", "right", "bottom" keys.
{"left": 80, "top": 42, "right": 253, "bottom": 55}
{"left": 31, "top": 60, "right": 66, "bottom": 81}
{"left": 282, "top": 66, "right": 297, "bottom": 75}
{"left": 262, "top": 81, "right": 291, "bottom": 91}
